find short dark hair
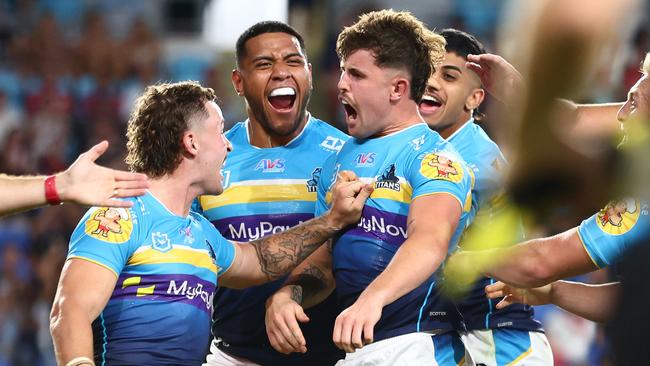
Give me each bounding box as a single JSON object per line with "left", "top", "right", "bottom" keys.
{"left": 126, "top": 81, "right": 216, "bottom": 178}
{"left": 336, "top": 10, "right": 445, "bottom": 103}
{"left": 440, "top": 28, "right": 486, "bottom": 59}
{"left": 235, "top": 21, "right": 306, "bottom": 66}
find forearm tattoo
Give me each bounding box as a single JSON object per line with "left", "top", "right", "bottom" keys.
{"left": 289, "top": 264, "right": 328, "bottom": 304}
{"left": 250, "top": 216, "right": 338, "bottom": 281}
{"left": 290, "top": 285, "right": 303, "bottom": 304}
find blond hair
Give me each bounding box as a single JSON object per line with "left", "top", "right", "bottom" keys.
{"left": 642, "top": 52, "right": 649, "bottom": 76}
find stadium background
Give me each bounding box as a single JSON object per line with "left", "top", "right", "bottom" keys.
{"left": 0, "top": 0, "right": 648, "bottom": 365}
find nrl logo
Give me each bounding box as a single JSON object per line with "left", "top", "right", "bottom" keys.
{"left": 151, "top": 232, "right": 172, "bottom": 252}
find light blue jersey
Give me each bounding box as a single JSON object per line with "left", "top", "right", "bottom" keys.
{"left": 67, "top": 192, "right": 235, "bottom": 365}
{"left": 578, "top": 199, "right": 650, "bottom": 268}
{"left": 197, "top": 116, "right": 348, "bottom": 365}
{"left": 316, "top": 123, "right": 473, "bottom": 342}
{"left": 447, "top": 120, "right": 542, "bottom": 332}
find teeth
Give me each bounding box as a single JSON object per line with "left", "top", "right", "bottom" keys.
{"left": 269, "top": 87, "right": 295, "bottom": 97}
{"left": 422, "top": 95, "right": 440, "bottom": 103}
{"left": 341, "top": 100, "right": 349, "bottom": 105}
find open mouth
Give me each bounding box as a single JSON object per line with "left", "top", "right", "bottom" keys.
{"left": 342, "top": 100, "right": 358, "bottom": 120}
{"left": 419, "top": 95, "right": 442, "bottom": 114}
{"left": 268, "top": 87, "right": 296, "bottom": 112}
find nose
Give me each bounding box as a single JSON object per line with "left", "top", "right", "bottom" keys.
{"left": 337, "top": 71, "right": 349, "bottom": 93}
{"left": 617, "top": 101, "right": 631, "bottom": 122}
{"left": 271, "top": 62, "right": 290, "bottom": 80}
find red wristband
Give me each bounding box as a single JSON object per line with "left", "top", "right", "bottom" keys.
{"left": 44, "top": 175, "right": 62, "bottom": 205}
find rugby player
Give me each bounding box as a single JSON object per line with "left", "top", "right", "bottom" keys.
{"left": 197, "top": 21, "right": 347, "bottom": 366}
{"left": 265, "top": 10, "right": 474, "bottom": 366}
{"left": 49, "top": 81, "right": 371, "bottom": 366}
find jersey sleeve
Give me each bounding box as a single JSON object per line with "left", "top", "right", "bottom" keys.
{"left": 408, "top": 149, "right": 473, "bottom": 210}
{"left": 577, "top": 200, "right": 650, "bottom": 268}
{"left": 315, "top": 153, "right": 339, "bottom": 217}
{"left": 67, "top": 206, "right": 140, "bottom": 277}
{"left": 212, "top": 231, "right": 236, "bottom": 277}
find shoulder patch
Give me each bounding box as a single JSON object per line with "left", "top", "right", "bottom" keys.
{"left": 596, "top": 199, "right": 640, "bottom": 235}
{"left": 84, "top": 207, "right": 133, "bottom": 243}
{"left": 420, "top": 152, "right": 464, "bottom": 183}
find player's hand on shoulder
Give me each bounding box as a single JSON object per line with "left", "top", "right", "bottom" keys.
{"left": 265, "top": 286, "right": 309, "bottom": 354}
{"left": 325, "top": 170, "right": 373, "bottom": 230}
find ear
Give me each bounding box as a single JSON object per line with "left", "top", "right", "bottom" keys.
{"left": 465, "top": 88, "right": 485, "bottom": 111}
{"left": 232, "top": 69, "right": 243, "bottom": 96}
{"left": 183, "top": 130, "right": 199, "bottom": 157}
{"left": 389, "top": 77, "right": 409, "bottom": 102}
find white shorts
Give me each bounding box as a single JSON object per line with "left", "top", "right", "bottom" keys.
{"left": 461, "top": 329, "right": 553, "bottom": 366}
{"left": 335, "top": 332, "right": 465, "bottom": 366}
{"left": 203, "top": 340, "right": 262, "bottom": 366}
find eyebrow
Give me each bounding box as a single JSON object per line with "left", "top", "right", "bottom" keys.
{"left": 250, "top": 52, "right": 305, "bottom": 63}
{"left": 442, "top": 65, "right": 462, "bottom": 73}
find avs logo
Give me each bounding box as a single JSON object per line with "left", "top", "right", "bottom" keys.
{"left": 255, "top": 159, "right": 285, "bottom": 173}
{"left": 355, "top": 152, "right": 376, "bottom": 167}
{"left": 151, "top": 232, "right": 172, "bottom": 252}
{"left": 375, "top": 164, "right": 400, "bottom": 191}
{"left": 320, "top": 136, "right": 345, "bottom": 152}
{"left": 410, "top": 135, "right": 426, "bottom": 151}
{"left": 306, "top": 167, "right": 322, "bottom": 193}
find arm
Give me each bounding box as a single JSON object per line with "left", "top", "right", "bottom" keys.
{"left": 218, "top": 171, "right": 372, "bottom": 289}
{"left": 486, "top": 280, "right": 620, "bottom": 323}
{"left": 265, "top": 243, "right": 336, "bottom": 354}
{"left": 450, "top": 227, "right": 598, "bottom": 288}
{"left": 466, "top": 54, "right": 623, "bottom": 138}
{"left": 333, "top": 193, "right": 460, "bottom": 353}
{"left": 50, "top": 259, "right": 117, "bottom": 365}
{"left": 0, "top": 141, "right": 148, "bottom": 216}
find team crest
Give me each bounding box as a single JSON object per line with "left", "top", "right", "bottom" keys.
{"left": 151, "top": 232, "right": 172, "bottom": 252}
{"left": 420, "top": 153, "right": 463, "bottom": 183}
{"left": 306, "top": 167, "right": 322, "bottom": 193}
{"left": 596, "top": 199, "right": 640, "bottom": 235}
{"left": 375, "top": 164, "right": 401, "bottom": 191}
{"left": 84, "top": 207, "right": 133, "bottom": 243}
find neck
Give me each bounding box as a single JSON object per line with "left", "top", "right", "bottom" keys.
{"left": 248, "top": 113, "right": 309, "bottom": 148}
{"left": 373, "top": 101, "right": 424, "bottom": 137}
{"left": 148, "top": 170, "right": 199, "bottom": 217}
{"left": 438, "top": 114, "right": 472, "bottom": 139}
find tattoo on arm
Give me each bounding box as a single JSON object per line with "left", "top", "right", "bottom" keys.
{"left": 290, "top": 285, "right": 303, "bottom": 304}
{"left": 249, "top": 216, "right": 338, "bottom": 281}
{"left": 287, "top": 264, "right": 328, "bottom": 305}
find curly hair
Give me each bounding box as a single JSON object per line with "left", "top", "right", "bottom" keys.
{"left": 336, "top": 9, "right": 445, "bottom": 103}
{"left": 126, "top": 81, "right": 216, "bottom": 178}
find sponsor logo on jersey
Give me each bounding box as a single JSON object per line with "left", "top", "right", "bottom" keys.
{"left": 420, "top": 152, "right": 463, "bottom": 183}
{"left": 228, "top": 221, "right": 305, "bottom": 241}
{"left": 320, "top": 136, "right": 345, "bottom": 151}
{"left": 84, "top": 207, "right": 133, "bottom": 243}
{"left": 596, "top": 198, "right": 641, "bottom": 235}
{"left": 357, "top": 214, "right": 408, "bottom": 239}
{"left": 306, "top": 167, "right": 322, "bottom": 193}
{"left": 375, "top": 164, "right": 401, "bottom": 191}
{"left": 355, "top": 152, "right": 376, "bottom": 167}
{"left": 410, "top": 135, "right": 426, "bottom": 151}
{"left": 151, "top": 232, "right": 172, "bottom": 252}
{"left": 167, "top": 279, "right": 214, "bottom": 311}
{"left": 254, "top": 159, "right": 286, "bottom": 173}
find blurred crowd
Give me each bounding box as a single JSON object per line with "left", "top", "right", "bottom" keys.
{"left": 0, "top": 1, "right": 647, "bottom": 365}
